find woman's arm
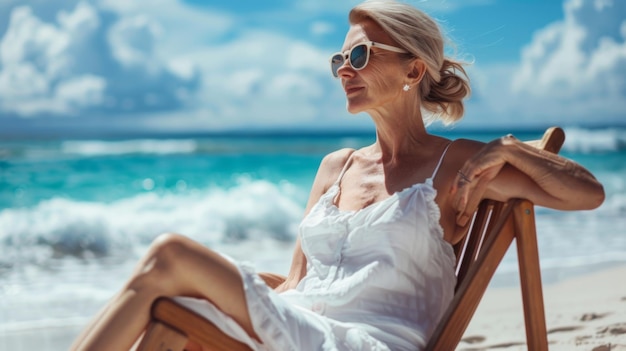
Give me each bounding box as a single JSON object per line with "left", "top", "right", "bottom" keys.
{"left": 451, "top": 135, "right": 605, "bottom": 227}
{"left": 273, "top": 237, "right": 307, "bottom": 293}
{"left": 273, "top": 148, "right": 355, "bottom": 293}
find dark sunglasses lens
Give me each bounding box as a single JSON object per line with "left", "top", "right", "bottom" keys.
{"left": 350, "top": 44, "right": 368, "bottom": 69}
{"left": 331, "top": 54, "right": 344, "bottom": 77}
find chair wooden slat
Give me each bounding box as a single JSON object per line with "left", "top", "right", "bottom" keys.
{"left": 454, "top": 200, "right": 492, "bottom": 287}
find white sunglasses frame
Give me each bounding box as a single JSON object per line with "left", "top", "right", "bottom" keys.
{"left": 329, "top": 41, "right": 409, "bottom": 78}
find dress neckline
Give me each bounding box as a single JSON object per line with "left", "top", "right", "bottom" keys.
{"left": 329, "top": 141, "right": 453, "bottom": 215}
{"left": 326, "top": 178, "right": 435, "bottom": 215}
{"left": 320, "top": 177, "right": 445, "bottom": 240}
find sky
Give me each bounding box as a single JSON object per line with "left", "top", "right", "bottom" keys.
{"left": 0, "top": 0, "right": 624, "bottom": 137}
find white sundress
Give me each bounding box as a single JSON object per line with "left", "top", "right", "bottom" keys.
{"left": 174, "top": 146, "right": 457, "bottom": 351}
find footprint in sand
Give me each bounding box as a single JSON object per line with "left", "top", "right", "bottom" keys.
{"left": 487, "top": 341, "right": 526, "bottom": 349}
{"left": 581, "top": 312, "right": 611, "bottom": 322}
{"left": 548, "top": 325, "right": 584, "bottom": 334}
{"left": 461, "top": 335, "right": 486, "bottom": 344}
{"left": 575, "top": 334, "right": 592, "bottom": 343}
{"left": 597, "top": 323, "right": 626, "bottom": 336}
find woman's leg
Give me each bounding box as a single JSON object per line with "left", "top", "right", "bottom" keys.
{"left": 70, "top": 233, "right": 259, "bottom": 351}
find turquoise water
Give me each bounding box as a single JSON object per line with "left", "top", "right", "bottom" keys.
{"left": 1, "top": 126, "right": 625, "bottom": 334}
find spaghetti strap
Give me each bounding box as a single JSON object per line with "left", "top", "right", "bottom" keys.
{"left": 430, "top": 141, "right": 454, "bottom": 180}
{"left": 334, "top": 151, "right": 356, "bottom": 185}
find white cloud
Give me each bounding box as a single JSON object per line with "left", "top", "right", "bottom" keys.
{"left": 220, "top": 69, "right": 263, "bottom": 98}
{"left": 463, "top": 0, "right": 626, "bottom": 128}
{"left": 415, "top": 0, "right": 494, "bottom": 13}
{"left": 174, "top": 30, "right": 342, "bottom": 129}
{"left": 0, "top": 6, "right": 77, "bottom": 115}
{"left": 288, "top": 0, "right": 491, "bottom": 18}
{"left": 512, "top": 0, "right": 626, "bottom": 99}
{"left": 0, "top": 0, "right": 362, "bottom": 132}
{"left": 98, "top": 0, "right": 234, "bottom": 57}
{"left": 58, "top": 1, "right": 99, "bottom": 34}
{"left": 0, "top": 63, "right": 49, "bottom": 99}
{"left": 108, "top": 15, "right": 161, "bottom": 68}
{"left": 285, "top": 42, "right": 330, "bottom": 72}
{"left": 0, "top": 6, "right": 64, "bottom": 69}
{"left": 292, "top": 0, "right": 357, "bottom": 14}
{"left": 593, "top": 0, "right": 613, "bottom": 11}
{"left": 0, "top": 0, "right": 199, "bottom": 118}
{"left": 55, "top": 74, "right": 106, "bottom": 107}
{"left": 310, "top": 21, "right": 334, "bottom": 37}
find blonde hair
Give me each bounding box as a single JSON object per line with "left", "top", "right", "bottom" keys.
{"left": 349, "top": 0, "right": 471, "bottom": 125}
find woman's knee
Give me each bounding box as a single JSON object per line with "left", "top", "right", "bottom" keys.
{"left": 130, "top": 233, "right": 194, "bottom": 293}
{"left": 150, "top": 233, "right": 193, "bottom": 259}
{"left": 148, "top": 232, "right": 201, "bottom": 273}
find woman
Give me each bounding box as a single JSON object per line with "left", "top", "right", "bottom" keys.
{"left": 71, "top": 1, "right": 604, "bottom": 350}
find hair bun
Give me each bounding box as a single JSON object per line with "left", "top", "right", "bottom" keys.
{"left": 421, "top": 59, "right": 471, "bottom": 125}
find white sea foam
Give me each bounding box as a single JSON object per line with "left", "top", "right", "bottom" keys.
{"left": 0, "top": 180, "right": 303, "bottom": 331}
{"left": 61, "top": 139, "right": 199, "bottom": 156}
{"left": 562, "top": 126, "right": 626, "bottom": 153}
{"left": 0, "top": 180, "right": 304, "bottom": 267}
{"left": 0, "top": 179, "right": 302, "bottom": 330}
{"left": 0, "top": 180, "right": 300, "bottom": 332}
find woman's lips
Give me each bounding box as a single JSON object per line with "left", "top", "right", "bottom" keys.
{"left": 344, "top": 86, "right": 364, "bottom": 95}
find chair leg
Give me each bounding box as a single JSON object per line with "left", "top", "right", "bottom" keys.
{"left": 514, "top": 201, "right": 548, "bottom": 351}
{"left": 136, "top": 321, "right": 188, "bottom": 351}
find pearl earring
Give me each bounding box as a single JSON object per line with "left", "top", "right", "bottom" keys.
{"left": 403, "top": 84, "right": 410, "bottom": 92}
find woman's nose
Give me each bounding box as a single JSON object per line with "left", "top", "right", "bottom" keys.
{"left": 337, "top": 58, "right": 354, "bottom": 78}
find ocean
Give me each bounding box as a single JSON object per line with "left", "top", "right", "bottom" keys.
{"left": 1, "top": 126, "right": 625, "bottom": 346}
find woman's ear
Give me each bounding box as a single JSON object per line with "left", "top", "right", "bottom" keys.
{"left": 407, "top": 58, "right": 427, "bottom": 85}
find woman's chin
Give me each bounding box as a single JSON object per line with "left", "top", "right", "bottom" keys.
{"left": 345, "top": 101, "right": 366, "bottom": 114}
{"left": 346, "top": 107, "right": 359, "bottom": 114}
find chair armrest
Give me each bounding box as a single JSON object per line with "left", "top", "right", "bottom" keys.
{"left": 149, "top": 297, "right": 253, "bottom": 350}
{"left": 258, "top": 272, "right": 286, "bottom": 289}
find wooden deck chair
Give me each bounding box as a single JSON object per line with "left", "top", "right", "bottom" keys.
{"left": 136, "top": 127, "right": 565, "bottom": 351}
{"left": 424, "top": 126, "right": 565, "bottom": 351}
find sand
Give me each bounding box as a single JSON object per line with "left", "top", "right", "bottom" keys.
{"left": 1, "top": 265, "right": 625, "bottom": 351}
{"left": 459, "top": 264, "right": 626, "bottom": 351}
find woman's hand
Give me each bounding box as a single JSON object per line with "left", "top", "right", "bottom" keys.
{"left": 450, "top": 135, "right": 515, "bottom": 227}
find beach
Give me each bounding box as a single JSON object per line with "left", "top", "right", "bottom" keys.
{"left": 0, "top": 264, "right": 624, "bottom": 350}
{"left": 460, "top": 264, "right": 626, "bottom": 351}
{"left": 1, "top": 128, "right": 625, "bottom": 350}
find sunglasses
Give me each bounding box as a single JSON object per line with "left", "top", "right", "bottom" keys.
{"left": 329, "top": 41, "right": 409, "bottom": 78}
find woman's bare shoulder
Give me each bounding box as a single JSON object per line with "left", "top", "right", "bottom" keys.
{"left": 451, "top": 138, "right": 485, "bottom": 152}
{"left": 319, "top": 148, "right": 356, "bottom": 175}
{"left": 304, "top": 148, "right": 356, "bottom": 212}
{"left": 436, "top": 138, "right": 484, "bottom": 168}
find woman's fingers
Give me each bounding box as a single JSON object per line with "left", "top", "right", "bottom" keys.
{"left": 453, "top": 164, "right": 502, "bottom": 227}
{"left": 452, "top": 136, "right": 513, "bottom": 227}
{"left": 457, "top": 175, "right": 490, "bottom": 226}
{"left": 452, "top": 169, "right": 474, "bottom": 226}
